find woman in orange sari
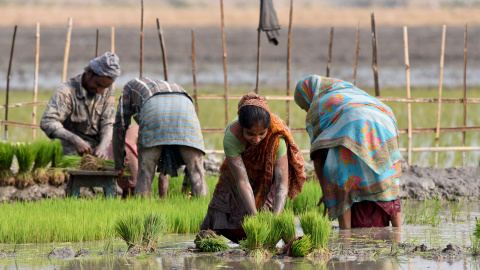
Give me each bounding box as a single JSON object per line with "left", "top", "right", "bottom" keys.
{"left": 200, "top": 93, "right": 306, "bottom": 243}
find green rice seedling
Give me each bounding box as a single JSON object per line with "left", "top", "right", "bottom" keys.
{"left": 51, "top": 139, "right": 63, "bottom": 168}
{"left": 14, "top": 143, "right": 37, "bottom": 188}
{"left": 290, "top": 235, "right": 312, "bottom": 257}
{"left": 474, "top": 218, "right": 480, "bottom": 239}
{"left": 299, "top": 210, "right": 332, "bottom": 250}
{"left": 285, "top": 180, "right": 323, "bottom": 215}
{"left": 447, "top": 198, "right": 465, "bottom": 222}
{"left": 0, "top": 142, "right": 15, "bottom": 186}
{"left": 114, "top": 214, "right": 144, "bottom": 250}
{"left": 32, "top": 140, "right": 55, "bottom": 184}
{"left": 199, "top": 238, "right": 230, "bottom": 252}
{"left": 242, "top": 214, "right": 271, "bottom": 250}
{"left": 278, "top": 208, "right": 296, "bottom": 245}
{"left": 142, "top": 212, "right": 168, "bottom": 249}
{"left": 49, "top": 140, "right": 67, "bottom": 185}
{"left": 256, "top": 211, "right": 282, "bottom": 249}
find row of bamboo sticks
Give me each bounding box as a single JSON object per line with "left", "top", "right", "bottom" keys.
{"left": 1, "top": 0, "right": 479, "bottom": 167}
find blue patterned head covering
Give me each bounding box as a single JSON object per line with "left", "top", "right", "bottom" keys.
{"left": 86, "top": 52, "right": 121, "bottom": 80}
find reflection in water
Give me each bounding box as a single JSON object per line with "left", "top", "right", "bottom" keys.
{"left": 0, "top": 210, "right": 478, "bottom": 270}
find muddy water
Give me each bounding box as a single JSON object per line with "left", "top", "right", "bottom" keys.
{"left": 1, "top": 209, "right": 479, "bottom": 270}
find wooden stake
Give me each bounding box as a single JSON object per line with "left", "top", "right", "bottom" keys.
{"left": 220, "top": 0, "right": 228, "bottom": 126}
{"left": 371, "top": 13, "right": 380, "bottom": 96}
{"left": 403, "top": 26, "right": 412, "bottom": 165}
{"left": 434, "top": 25, "right": 446, "bottom": 168}
{"left": 111, "top": 27, "right": 115, "bottom": 54}
{"left": 62, "top": 17, "right": 73, "bottom": 83}
{"left": 191, "top": 29, "right": 199, "bottom": 115}
{"left": 462, "top": 23, "right": 467, "bottom": 166}
{"left": 255, "top": 0, "right": 262, "bottom": 94}
{"left": 353, "top": 22, "right": 360, "bottom": 85}
{"left": 95, "top": 28, "right": 99, "bottom": 57}
{"left": 33, "top": 23, "right": 40, "bottom": 140}
{"left": 326, "top": 26, "right": 334, "bottom": 77}
{"left": 157, "top": 18, "right": 169, "bottom": 81}
{"left": 4, "top": 25, "right": 17, "bottom": 140}
{"left": 140, "top": 0, "right": 144, "bottom": 77}
{"left": 286, "top": 0, "right": 293, "bottom": 127}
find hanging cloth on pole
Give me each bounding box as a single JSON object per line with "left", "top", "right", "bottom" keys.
{"left": 260, "top": 0, "right": 281, "bottom": 45}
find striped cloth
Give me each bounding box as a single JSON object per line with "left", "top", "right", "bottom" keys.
{"left": 138, "top": 94, "right": 204, "bottom": 151}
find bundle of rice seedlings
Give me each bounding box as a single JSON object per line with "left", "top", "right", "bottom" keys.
{"left": 290, "top": 235, "right": 312, "bottom": 257}
{"left": 14, "top": 143, "right": 37, "bottom": 188}
{"left": 0, "top": 142, "right": 15, "bottom": 186}
{"left": 241, "top": 214, "right": 271, "bottom": 250}
{"left": 278, "top": 209, "right": 296, "bottom": 245}
{"left": 142, "top": 213, "right": 168, "bottom": 249}
{"left": 32, "top": 140, "right": 55, "bottom": 184}
{"left": 474, "top": 218, "right": 480, "bottom": 238}
{"left": 257, "top": 211, "right": 282, "bottom": 249}
{"left": 115, "top": 212, "right": 167, "bottom": 252}
{"left": 299, "top": 210, "right": 332, "bottom": 250}
{"left": 49, "top": 140, "right": 67, "bottom": 186}
{"left": 194, "top": 229, "right": 221, "bottom": 249}
{"left": 199, "top": 238, "right": 230, "bottom": 252}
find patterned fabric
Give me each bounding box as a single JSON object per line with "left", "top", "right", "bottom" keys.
{"left": 87, "top": 52, "right": 121, "bottom": 79}
{"left": 40, "top": 73, "right": 115, "bottom": 154}
{"left": 238, "top": 92, "right": 270, "bottom": 113}
{"left": 203, "top": 94, "right": 306, "bottom": 227}
{"left": 112, "top": 77, "right": 204, "bottom": 170}
{"left": 294, "top": 75, "right": 402, "bottom": 220}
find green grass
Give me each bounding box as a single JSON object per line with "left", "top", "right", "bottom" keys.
{"left": 1, "top": 87, "right": 480, "bottom": 167}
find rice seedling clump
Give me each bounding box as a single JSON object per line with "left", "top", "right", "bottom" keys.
{"left": 278, "top": 209, "right": 296, "bottom": 245}
{"left": 242, "top": 214, "right": 271, "bottom": 250}
{"left": 299, "top": 210, "right": 332, "bottom": 250}
{"left": 199, "top": 238, "right": 230, "bottom": 252}
{"left": 115, "top": 212, "right": 167, "bottom": 252}
{"left": 0, "top": 142, "right": 15, "bottom": 186}
{"left": 291, "top": 235, "right": 313, "bottom": 257}
{"left": 32, "top": 140, "right": 55, "bottom": 184}
{"left": 15, "top": 143, "right": 37, "bottom": 188}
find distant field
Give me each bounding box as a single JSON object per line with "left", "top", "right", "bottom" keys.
{"left": 1, "top": 5, "right": 480, "bottom": 28}
{"left": 1, "top": 87, "right": 479, "bottom": 168}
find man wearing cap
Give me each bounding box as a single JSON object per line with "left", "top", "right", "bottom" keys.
{"left": 40, "top": 52, "right": 121, "bottom": 159}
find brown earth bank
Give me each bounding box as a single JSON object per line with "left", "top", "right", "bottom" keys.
{"left": 1, "top": 159, "right": 478, "bottom": 202}
{"left": 2, "top": 25, "right": 480, "bottom": 90}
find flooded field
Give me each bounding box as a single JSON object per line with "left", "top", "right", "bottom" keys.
{"left": 1, "top": 204, "right": 478, "bottom": 270}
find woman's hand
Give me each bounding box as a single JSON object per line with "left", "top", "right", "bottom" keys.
{"left": 226, "top": 155, "right": 257, "bottom": 216}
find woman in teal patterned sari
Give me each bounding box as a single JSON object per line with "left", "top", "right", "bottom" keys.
{"left": 294, "top": 75, "right": 402, "bottom": 229}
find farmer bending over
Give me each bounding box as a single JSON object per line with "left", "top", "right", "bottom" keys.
{"left": 112, "top": 77, "right": 208, "bottom": 198}
{"left": 40, "top": 52, "right": 121, "bottom": 159}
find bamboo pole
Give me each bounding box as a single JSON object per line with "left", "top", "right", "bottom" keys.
{"left": 220, "top": 0, "right": 228, "bottom": 126}
{"left": 286, "top": 0, "right": 293, "bottom": 127}
{"left": 157, "top": 18, "right": 169, "bottom": 81}
{"left": 62, "top": 17, "right": 73, "bottom": 83}
{"left": 403, "top": 26, "right": 412, "bottom": 165}
{"left": 111, "top": 27, "right": 115, "bottom": 53}
{"left": 4, "top": 25, "right": 17, "bottom": 140}
{"left": 326, "top": 26, "right": 334, "bottom": 77}
{"left": 140, "top": 0, "right": 144, "bottom": 77}
{"left": 95, "top": 28, "right": 99, "bottom": 57}
{"left": 434, "top": 25, "right": 446, "bottom": 168}
{"left": 255, "top": 0, "right": 262, "bottom": 94}
{"left": 353, "top": 22, "right": 360, "bottom": 85}
{"left": 371, "top": 13, "right": 380, "bottom": 96}
{"left": 33, "top": 23, "right": 40, "bottom": 140}
{"left": 191, "top": 29, "right": 199, "bottom": 115}
{"left": 462, "top": 23, "right": 467, "bottom": 166}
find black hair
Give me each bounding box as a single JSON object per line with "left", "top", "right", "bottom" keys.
{"left": 238, "top": 105, "right": 271, "bottom": 129}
